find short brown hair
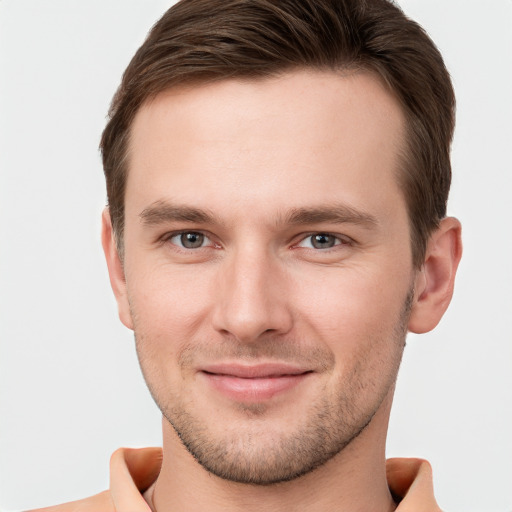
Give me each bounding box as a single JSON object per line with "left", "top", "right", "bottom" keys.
{"left": 100, "top": 0, "right": 455, "bottom": 267}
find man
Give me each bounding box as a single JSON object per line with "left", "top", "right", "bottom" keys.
{"left": 33, "top": 0, "right": 462, "bottom": 510}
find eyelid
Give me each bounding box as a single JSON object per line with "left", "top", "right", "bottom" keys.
{"left": 294, "top": 232, "right": 353, "bottom": 249}
{"left": 162, "top": 230, "right": 220, "bottom": 249}
{"left": 158, "top": 230, "right": 353, "bottom": 251}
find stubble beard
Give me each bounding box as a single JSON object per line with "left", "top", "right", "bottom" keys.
{"left": 134, "top": 289, "right": 413, "bottom": 486}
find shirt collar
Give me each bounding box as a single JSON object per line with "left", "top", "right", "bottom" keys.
{"left": 109, "top": 448, "right": 440, "bottom": 511}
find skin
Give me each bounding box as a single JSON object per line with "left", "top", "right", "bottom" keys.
{"left": 103, "top": 70, "right": 462, "bottom": 512}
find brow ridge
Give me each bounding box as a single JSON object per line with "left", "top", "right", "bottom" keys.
{"left": 283, "top": 204, "right": 379, "bottom": 227}
{"left": 139, "top": 200, "right": 378, "bottom": 229}
{"left": 140, "top": 201, "right": 216, "bottom": 225}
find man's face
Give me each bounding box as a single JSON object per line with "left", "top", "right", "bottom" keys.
{"left": 117, "top": 70, "right": 417, "bottom": 483}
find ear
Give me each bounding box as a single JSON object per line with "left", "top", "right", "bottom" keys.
{"left": 101, "top": 208, "right": 134, "bottom": 330}
{"left": 408, "top": 217, "right": 462, "bottom": 334}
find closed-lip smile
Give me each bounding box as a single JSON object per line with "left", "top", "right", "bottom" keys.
{"left": 199, "top": 363, "right": 313, "bottom": 402}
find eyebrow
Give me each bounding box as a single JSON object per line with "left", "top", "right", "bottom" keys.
{"left": 139, "top": 200, "right": 379, "bottom": 229}
{"left": 283, "top": 204, "right": 379, "bottom": 228}
{"left": 140, "top": 201, "right": 217, "bottom": 226}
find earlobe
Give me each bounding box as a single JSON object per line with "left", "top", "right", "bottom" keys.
{"left": 101, "top": 208, "right": 134, "bottom": 330}
{"left": 408, "top": 217, "right": 462, "bottom": 334}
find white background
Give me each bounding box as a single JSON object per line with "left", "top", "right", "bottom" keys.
{"left": 1, "top": 1, "right": 511, "bottom": 510}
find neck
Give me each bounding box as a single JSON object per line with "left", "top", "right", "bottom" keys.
{"left": 148, "top": 393, "right": 396, "bottom": 512}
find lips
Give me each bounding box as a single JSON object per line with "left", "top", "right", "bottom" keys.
{"left": 199, "top": 363, "right": 312, "bottom": 402}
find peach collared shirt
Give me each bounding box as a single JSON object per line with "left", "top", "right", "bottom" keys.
{"left": 31, "top": 448, "right": 441, "bottom": 511}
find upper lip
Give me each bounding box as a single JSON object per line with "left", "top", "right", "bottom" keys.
{"left": 200, "top": 363, "right": 312, "bottom": 379}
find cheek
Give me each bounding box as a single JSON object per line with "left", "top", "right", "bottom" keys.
{"left": 299, "top": 275, "right": 408, "bottom": 406}
{"left": 126, "top": 262, "right": 216, "bottom": 367}
{"left": 293, "top": 266, "right": 406, "bottom": 331}
{"left": 129, "top": 258, "right": 212, "bottom": 318}
{"left": 290, "top": 265, "right": 410, "bottom": 378}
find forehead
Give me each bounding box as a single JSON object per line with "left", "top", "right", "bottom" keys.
{"left": 126, "top": 70, "right": 406, "bottom": 223}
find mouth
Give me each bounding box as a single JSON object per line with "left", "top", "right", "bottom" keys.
{"left": 199, "top": 363, "right": 314, "bottom": 402}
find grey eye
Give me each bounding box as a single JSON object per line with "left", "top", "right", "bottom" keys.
{"left": 172, "top": 232, "right": 206, "bottom": 249}
{"left": 181, "top": 232, "right": 204, "bottom": 248}
{"left": 310, "top": 233, "right": 337, "bottom": 249}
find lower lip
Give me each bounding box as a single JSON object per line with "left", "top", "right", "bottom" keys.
{"left": 201, "top": 372, "right": 310, "bottom": 402}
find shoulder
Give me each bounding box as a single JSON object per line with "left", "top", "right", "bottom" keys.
{"left": 27, "top": 490, "right": 115, "bottom": 512}
{"left": 26, "top": 447, "right": 161, "bottom": 512}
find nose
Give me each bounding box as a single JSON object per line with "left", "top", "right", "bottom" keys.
{"left": 211, "top": 246, "right": 293, "bottom": 343}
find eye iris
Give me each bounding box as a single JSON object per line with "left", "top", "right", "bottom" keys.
{"left": 312, "top": 234, "right": 335, "bottom": 249}
{"left": 181, "top": 232, "right": 204, "bottom": 248}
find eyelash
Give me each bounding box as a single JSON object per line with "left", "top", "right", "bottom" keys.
{"left": 163, "top": 231, "right": 218, "bottom": 250}
{"left": 161, "top": 231, "right": 352, "bottom": 252}
{"left": 294, "top": 233, "right": 352, "bottom": 250}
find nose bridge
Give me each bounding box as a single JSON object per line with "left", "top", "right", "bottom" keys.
{"left": 212, "top": 242, "right": 292, "bottom": 341}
